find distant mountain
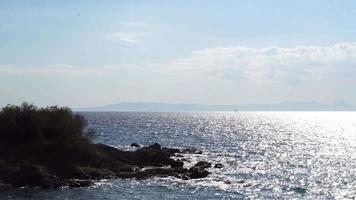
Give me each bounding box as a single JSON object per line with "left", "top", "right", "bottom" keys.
{"left": 76, "top": 101, "right": 356, "bottom": 112}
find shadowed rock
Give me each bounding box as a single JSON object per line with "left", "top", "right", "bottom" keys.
{"left": 0, "top": 142, "right": 210, "bottom": 188}
{"left": 130, "top": 143, "right": 140, "bottom": 148}
{"left": 193, "top": 161, "right": 212, "bottom": 169}
{"left": 182, "top": 148, "right": 203, "bottom": 154}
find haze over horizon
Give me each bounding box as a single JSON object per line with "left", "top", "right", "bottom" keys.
{"left": 1, "top": 1, "right": 356, "bottom": 108}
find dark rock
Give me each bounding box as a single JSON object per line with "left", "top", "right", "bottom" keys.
{"left": 0, "top": 142, "right": 208, "bottom": 188}
{"left": 148, "top": 143, "right": 161, "bottom": 150}
{"left": 0, "top": 181, "right": 12, "bottom": 191}
{"left": 14, "top": 164, "right": 51, "bottom": 187}
{"left": 116, "top": 167, "right": 188, "bottom": 179}
{"left": 130, "top": 143, "right": 140, "bottom": 148}
{"left": 293, "top": 187, "right": 307, "bottom": 194}
{"left": 187, "top": 167, "right": 210, "bottom": 179}
{"left": 182, "top": 148, "right": 203, "bottom": 154}
{"left": 236, "top": 179, "right": 245, "bottom": 184}
{"left": 214, "top": 163, "right": 224, "bottom": 168}
{"left": 193, "top": 161, "right": 211, "bottom": 169}
{"left": 170, "top": 159, "right": 184, "bottom": 168}
{"left": 66, "top": 179, "right": 93, "bottom": 187}
{"left": 134, "top": 146, "right": 174, "bottom": 167}
{"left": 71, "top": 166, "right": 115, "bottom": 179}
{"left": 162, "top": 147, "right": 181, "bottom": 154}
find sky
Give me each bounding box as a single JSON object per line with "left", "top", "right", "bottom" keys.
{"left": 1, "top": 0, "right": 356, "bottom": 107}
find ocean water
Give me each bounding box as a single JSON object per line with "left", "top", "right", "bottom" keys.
{"left": 2, "top": 112, "right": 356, "bottom": 199}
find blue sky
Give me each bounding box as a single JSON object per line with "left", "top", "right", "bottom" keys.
{"left": 1, "top": 0, "right": 356, "bottom": 107}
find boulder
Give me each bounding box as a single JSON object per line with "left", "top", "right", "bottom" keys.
{"left": 148, "top": 143, "right": 161, "bottom": 150}
{"left": 214, "top": 163, "right": 223, "bottom": 168}
{"left": 187, "top": 167, "right": 210, "bottom": 179}
{"left": 130, "top": 143, "right": 140, "bottom": 148}
{"left": 193, "top": 161, "right": 211, "bottom": 169}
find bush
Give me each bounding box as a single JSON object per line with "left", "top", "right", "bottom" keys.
{"left": 0, "top": 103, "right": 94, "bottom": 145}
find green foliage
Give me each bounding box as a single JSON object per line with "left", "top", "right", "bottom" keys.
{"left": 0, "top": 103, "right": 94, "bottom": 145}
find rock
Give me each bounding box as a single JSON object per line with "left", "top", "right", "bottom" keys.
{"left": 116, "top": 167, "right": 188, "bottom": 179}
{"left": 130, "top": 143, "right": 140, "bottom": 148}
{"left": 187, "top": 167, "right": 210, "bottom": 179}
{"left": 170, "top": 159, "right": 184, "bottom": 168}
{"left": 148, "top": 143, "right": 161, "bottom": 150}
{"left": 162, "top": 147, "right": 181, "bottom": 155}
{"left": 0, "top": 181, "right": 12, "bottom": 191}
{"left": 293, "top": 187, "right": 307, "bottom": 194}
{"left": 71, "top": 167, "right": 115, "bottom": 179}
{"left": 182, "top": 148, "right": 203, "bottom": 154}
{"left": 14, "top": 164, "right": 51, "bottom": 187}
{"left": 193, "top": 161, "right": 211, "bottom": 169}
{"left": 214, "top": 163, "right": 224, "bottom": 168}
{"left": 134, "top": 146, "right": 174, "bottom": 167}
{"left": 0, "top": 142, "right": 209, "bottom": 188}
{"left": 66, "top": 179, "right": 93, "bottom": 187}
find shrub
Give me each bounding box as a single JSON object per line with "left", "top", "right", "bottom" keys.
{"left": 0, "top": 103, "right": 94, "bottom": 146}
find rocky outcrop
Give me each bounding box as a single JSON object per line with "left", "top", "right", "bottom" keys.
{"left": 0, "top": 142, "right": 210, "bottom": 189}
{"left": 0, "top": 104, "right": 212, "bottom": 189}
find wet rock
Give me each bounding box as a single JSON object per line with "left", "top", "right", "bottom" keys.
{"left": 66, "top": 179, "right": 93, "bottom": 187}
{"left": 236, "top": 179, "right": 245, "bottom": 184}
{"left": 214, "top": 163, "right": 224, "bottom": 168}
{"left": 134, "top": 146, "right": 174, "bottom": 167}
{"left": 170, "top": 159, "right": 184, "bottom": 168}
{"left": 182, "top": 148, "right": 202, "bottom": 154}
{"left": 130, "top": 143, "right": 140, "bottom": 148}
{"left": 71, "top": 167, "right": 115, "bottom": 179}
{"left": 148, "top": 143, "right": 161, "bottom": 150}
{"left": 117, "top": 167, "right": 189, "bottom": 179}
{"left": 162, "top": 147, "right": 181, "bottom": 155}
{"left": 193, "top": 161, "right": 211, "bottom": 169}
{"left": 0, "top": 142, "right": 209, "bottom": 188}
{"left": 187, "top": 167, "right": 210, "bottom": 179}
{"left": 293, "top": 187, "right": 307, "bottom": 194}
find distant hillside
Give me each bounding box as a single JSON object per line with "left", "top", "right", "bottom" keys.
{"left": 76, "top": 101, "right": 356, "bottom": 112}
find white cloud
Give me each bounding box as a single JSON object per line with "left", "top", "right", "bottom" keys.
{"left": 163, "top": 42, "right": 356, "bottom": 84}
{"left": 2, "top": 42, "right": 356, "bottom": 84}
{"left": 1, "top": 42, "right": 356, "bottom": 105}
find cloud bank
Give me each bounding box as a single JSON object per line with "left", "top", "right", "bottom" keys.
{"left": 1, "top": 42, "right": 356, "bottom": 106}
{"left": 166, "top": 42, "right": 356, "bottom": 84}
{"left": 4, "top": 42, "right": 355, "bottom": 83}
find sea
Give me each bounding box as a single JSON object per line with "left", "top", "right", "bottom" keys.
{"left": 2, "top": 112, "right": 356, "bottom": 199}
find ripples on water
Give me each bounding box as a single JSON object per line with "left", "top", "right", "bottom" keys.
{"left": 2, "top": 112, "right": 356, "bottom": 199}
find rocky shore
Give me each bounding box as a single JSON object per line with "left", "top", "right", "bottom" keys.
{"left": 0, "top": 141, "right": 213, "bottom": 189}
{"left": 0, "top": 103, "right": 218, "bottom": 189}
